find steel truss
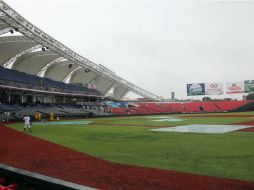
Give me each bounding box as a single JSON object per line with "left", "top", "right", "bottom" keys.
{"left": 37, "top": 57, "right": 66, "bottom": 76}
{"left": 0, "top": 0, "right": 164, "bottom": 101}
{"left": 0, "top": 26, "right": 11, "bottom": 35}
{"left": 3, "top": 44, "right": 42, "bottom": 68}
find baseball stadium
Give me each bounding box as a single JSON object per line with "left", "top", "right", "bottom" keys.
{"left": 0, "top": 1, "right": 254, "bottom": 190}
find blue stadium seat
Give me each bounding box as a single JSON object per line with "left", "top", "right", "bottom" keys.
{"left": 0, "top": 66, "right": 99, "bottom": 95}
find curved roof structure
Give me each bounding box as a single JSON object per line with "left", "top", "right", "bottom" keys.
{"left": 0, "top": 0, "right": 164, "bottom": 101}
{"left": 0, "top": 36, "right": 38, "bottom": 67}
{"left": 12, "top": 50, "right": 61, "bottom": 75}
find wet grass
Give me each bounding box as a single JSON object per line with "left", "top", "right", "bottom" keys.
{"left": 7, "top": 112, "right": 254, "bottom": 182}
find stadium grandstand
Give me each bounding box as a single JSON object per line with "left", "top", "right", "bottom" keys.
{"left": 1, "top": 1, "right": 254, "bottom": 189}
{"left": 0, "top": 0, "right": 254, "bottom": 121}
{"left": 0, "top": 0, "right": 165, "bottom": 120}
{"left": 109, "top": 100, "right": 254, "bottom": 115}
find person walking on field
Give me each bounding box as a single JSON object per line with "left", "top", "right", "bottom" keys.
{"left": 23, "top": 115, "right": 31, "bottom": 133}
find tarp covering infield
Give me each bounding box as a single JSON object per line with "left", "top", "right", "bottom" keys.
{"left": 151, "top": 124, "right": 251, "bottom": 134}
{"left": 0, "top": 125, "right": 254, "bottom": 190}
{"left": 145, "top": 116, "right": 185, "bottom": 122}
{"left": 145, "top": 116, "right": 181, "bottom": 119}
{"left": 33, "top": 121, "right": 93, "bottom": 125}
{"left": 152, "top": 118, "right": 184, "bottom": 122}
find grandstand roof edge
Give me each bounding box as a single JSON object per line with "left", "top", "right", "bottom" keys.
{"left": 0, "top": 0, "right": 164, "bottom": 101}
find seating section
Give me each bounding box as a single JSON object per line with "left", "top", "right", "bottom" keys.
{"left": 109, "top": 100, "right": 253, "bottom": 115}
{"left": 1, "top": 100, "right": 251, "bottom": 118}
{"left": 179, "top": 102, "right": 219, "bottom": 113}
{"left": 0, "top": 103, "right": 113, "bottom": 120}
{"left": 0, "top": 104, "right": 16, "bottom": 111}
{"left": 102, "top": 100, "right": 128, "bottom": 108}
{"left": 213, "top": 101, "right": 249, "bottom": 111}
{"left": 0, "top": 66, "right": 99, "bottom": 95}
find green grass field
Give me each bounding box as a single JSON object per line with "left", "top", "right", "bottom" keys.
{"left": 7, "top": 112, "right": 254, "bottom": 182}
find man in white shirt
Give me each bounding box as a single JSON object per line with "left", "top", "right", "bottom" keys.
{"left": 23, "top": 115, "right": 31, "bottom": 132}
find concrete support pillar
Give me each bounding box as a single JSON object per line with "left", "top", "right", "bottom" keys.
{"left": 21, "top": 95, "right": 24, "bottom": 104}
{"left": 32, "top": 95, "right": 36, "bottom": 103}
{"left": 8, "top": 91, "right": 11, "bottom": 102}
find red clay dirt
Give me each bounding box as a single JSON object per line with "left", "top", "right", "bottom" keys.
{"left": 0, "top": 125, "right": 254, "bottom": 190}
{"left": 232, "top": 120, "right": 254, "bottom": 132}
{"left": 181, "top": 114, "right": 254, "bottom": 118}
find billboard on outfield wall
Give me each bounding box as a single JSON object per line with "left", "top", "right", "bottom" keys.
{"left": 187, "top": 83, "right": 205, "bottom": 96}
{"left": 205, "top": 83, "right": 223, "bottom": 95}
{"left": 225, "top": 81, "right": 245, "bottom": 94}
{"left": 244, "top": 80, "right": 254, "bottom": 92}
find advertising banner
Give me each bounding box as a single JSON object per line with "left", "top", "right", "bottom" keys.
{"left": 244, "top": 80, "right": 254, "bottom": 92}
{"left": 187, "top": 83, "right": 205, "bottom": 96}
{"left": 226, "top": 81, "right": 245, "bottom": 94}
{"left": 88, "top": 83, "right": 97, "bottom": 89}
{"left": 205, "top": 83, "right": 223, "bottom": 95}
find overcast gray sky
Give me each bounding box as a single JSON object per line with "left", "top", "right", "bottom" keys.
{"left": 5, "top": 0, "right": 254, "bottom": 100}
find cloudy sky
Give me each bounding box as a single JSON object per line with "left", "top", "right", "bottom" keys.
{"left": 5, "top": 0, "right": 254, "bottom": 100}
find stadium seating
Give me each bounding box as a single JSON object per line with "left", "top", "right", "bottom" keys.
{"left": 109, "top": 100, "right": 253, "bottom": 115}
{"left": 213, "top": 101, "right": 249, "bottom": 111}
{"left": 0, "top": 66, "right": 99, "bottom": 95}
{"left": 102, "top": 100, "right": 128, "bottom": 108}
{"left": 0, "top": 104, "right": 16, "bottom": 111}
{"left": 179, "top": 102, "right": 219, "bottom": 113}
{"left": 0, "top": 102, "right": 112, "bottom": 120}
{"left": 1, "top": 100, "right": 249, "bottom": 118}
